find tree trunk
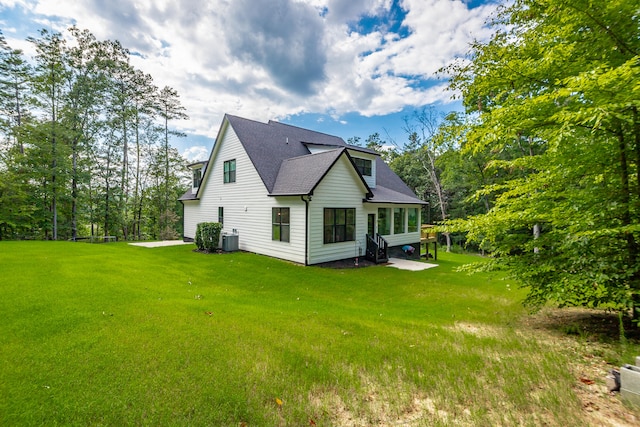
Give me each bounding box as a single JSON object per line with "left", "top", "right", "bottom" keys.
{"left": 617, "top": 125, "right": 639, "bottom": 320}
{"left": 71, "top": 139, "right": 78, "bottom": 241}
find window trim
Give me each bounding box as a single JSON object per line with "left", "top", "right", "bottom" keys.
{"left": 272, "top": 207, "right": 290, "bottom": 242}
{"left": 353, "top": 157, "right": 372, "bottom": 176}
{"left": 324, "top": 208, "right": 356, "bottom": 244}
{"left": 223, "top": 159, "right": 236, "bottom": 183}
{"left": 192, "top": 168, "right": 202, "bottom": 188}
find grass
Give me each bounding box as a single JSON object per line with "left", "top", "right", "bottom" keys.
{"left": 0, "top": 241, "right": 638, "bottom": 426}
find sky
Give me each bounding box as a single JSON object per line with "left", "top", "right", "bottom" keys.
{"left": 0, "top": 0, "right": 498, "bottom": 161}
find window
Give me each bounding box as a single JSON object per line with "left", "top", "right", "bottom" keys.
{"left": 324, "top": 208, "right": 355, "bottom": 244}
{"left": 394, "top": 208, "right": 405, "bottom": 234}
{"left": 408, "top": 208, "right": 418, "bottom": 233}
{"left": 353, "top": 158, "right": 372, "bottom": 176}
{"left": 218, "top": 207, "right": 224, "bottom": 225}
{"left": 272, "top": 208, "right": 290, "bottom": 242}
{"left": 377, "top": 208, "right": 390, "bottom": 235}
{"left": 223, "top": 159, "right": 236, "bottom": 183}
{"left": 192, "top": 168, "right": 202, "bottom": 188}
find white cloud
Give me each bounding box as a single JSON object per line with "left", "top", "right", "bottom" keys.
{"left": 2, "top": 0, "right": 496, "bottom": 142}
{"left": 182, "top": 146, "right": 209, "bottom": 163}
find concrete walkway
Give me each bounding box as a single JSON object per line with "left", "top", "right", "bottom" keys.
{"left": 386, "top": 257, "right": 438, "bottom": 271}
{"left": 129, "top": 240, "right": 193, "bottom": 248}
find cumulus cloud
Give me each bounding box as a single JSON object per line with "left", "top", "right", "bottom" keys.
{"left": 182, "top": 146, "right": 209, "bottom": 162}
{"left": 224, "top": 0, "right": 327, "bottom": 96}
{"left": 2, "top": 0, "right": 497, "bottom": 142}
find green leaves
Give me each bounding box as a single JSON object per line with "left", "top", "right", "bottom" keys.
{"left": 195, "top": 222, "right": 223, "bottom": 252}
{"left": 444, "top": 0, "right": 640, "bottom": 314}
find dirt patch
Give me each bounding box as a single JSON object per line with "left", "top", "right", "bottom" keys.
{"left": 523, "top": 307, "right": 640, "bottom": 342}
{"left": 523, "top": 307, "right": 640, "bottom": 427}
{"left": 450, "top": 321, "right": 504, "bottom": 339}
{"left": 308, "top": 387, "right": 459, "bottom": 427}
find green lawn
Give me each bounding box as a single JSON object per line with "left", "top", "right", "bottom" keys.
{"left": 0, "top": 241, "right": 637, "bottom": 426}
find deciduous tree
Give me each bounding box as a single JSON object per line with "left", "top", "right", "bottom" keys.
{"left": 445, "top": 0, "right": 640, "bottom": 318}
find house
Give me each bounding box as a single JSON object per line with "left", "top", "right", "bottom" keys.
{"left": 179, "top": 114, "right": 425, "bottom": 265}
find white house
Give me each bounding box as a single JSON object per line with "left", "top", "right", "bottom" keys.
{"left": 179, "top": 114, "right": 425, "bottom": 265}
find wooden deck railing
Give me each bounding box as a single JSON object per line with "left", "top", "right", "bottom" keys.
{"left": 366, "top": 233, "right": 388, "bottom": 264}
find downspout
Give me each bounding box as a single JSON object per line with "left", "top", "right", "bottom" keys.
{"left": 179, "top": 200, "right": 185, "bottom": 241}
{"left": 301, "top": 195, "right": 310, "bottom": 266}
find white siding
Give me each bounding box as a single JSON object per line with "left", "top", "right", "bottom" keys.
{"left": 182, "top": 123, "right": 306, "bottom": 264}
{"left": 307, "top": 155, "right": 369, "bottom": 264}
{"left": 183, "top": 200, "right": 210, "bottom": 240}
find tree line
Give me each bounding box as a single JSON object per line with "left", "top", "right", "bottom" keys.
{"left": 365, "top": 0, "right": 639, "bottom": 319}
{"left": 0, "top": 27, "right": 189, "bottom": 241}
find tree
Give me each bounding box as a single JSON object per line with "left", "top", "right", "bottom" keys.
{"left": 28, "top": 29, "right": 71, "bottom": 240}
{"left": 156, "top": 86, "right": 187, "bottom": 234}
{"left": 64, "top": 26, "right": 111, "bottom": 240}
{"left": 129, "top": 70, "right": 158, "bottom": 240}
{"left": 402, "top": 107, "right": 454, "bottom": 251}
{"left": 444, "top": 0, "right": 640, "bottom": 318}
{"left": 0, "top": 31, "right": 32, "bottom": 154}
{"left": 0, "top": 27, "right": 191, "bottom": 242}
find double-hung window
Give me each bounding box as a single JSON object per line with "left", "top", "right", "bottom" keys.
{"left": 223, "top": 159, "right": 236, "bottom": 183}
{"left": 272, "top": 208, "right": 290, "bottom": 242}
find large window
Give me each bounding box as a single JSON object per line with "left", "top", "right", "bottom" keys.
{"left": 223, "top": 159, "right": 236, "bottom": 183}
{"left": 394, "top": 208, "right": 405, "bottom": 234}
{"left": 324, "top": 208, "right": 355, "bottom": 244}
{"left": 272, "top": 208, "right": 290, "bottom": 242}
{"left": 353, "top": 158, "right": 372, "bottom": 176}
{"left": 377, "top": 208, "right": 390, "bottom": 235}
{"left": 408, "top": 208, "right": 418, "bottom": 233}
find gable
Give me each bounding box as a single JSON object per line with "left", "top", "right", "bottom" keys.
{"left": 270, "top": 148, "right": 372, "bottom": 197}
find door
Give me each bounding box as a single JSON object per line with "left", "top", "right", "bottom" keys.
{"left": 367, "top": 213, "right": 375, "bottom": 236}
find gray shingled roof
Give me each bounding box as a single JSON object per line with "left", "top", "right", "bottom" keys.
{"left": 270, "top": 147, "right": 372, "bottom": 197}
{"left": 184, "top": 114, "right": 424, "bottom": 205}
{"left": 178, "top": 187, "right": 197, "bottom": 201}
{"left": 227, "top": 115, "right": 319, "bottom": 193}
{"left": 367, "top": 157, "right": 424, "bottom": 204}
{"left": 270, "top": 148, "right": 344, "bottom": 196}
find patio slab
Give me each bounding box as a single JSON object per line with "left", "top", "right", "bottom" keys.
{"left": 386, "top": 257, "right": 438, "bottom": 271}
{"left": 129, "top": 240, "right": 193, "bottom": 248}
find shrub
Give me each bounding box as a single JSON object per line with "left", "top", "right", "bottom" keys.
{"left": 195, "top": 222, "right": 222, "bottom": 252}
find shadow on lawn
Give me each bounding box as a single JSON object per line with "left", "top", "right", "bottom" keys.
{"left": 525, "top": 307, "right": 640, "bottom": 343}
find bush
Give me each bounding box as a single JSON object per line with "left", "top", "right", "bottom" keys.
{"left": 195, "top": 222, "right": 222, "bottom": 252}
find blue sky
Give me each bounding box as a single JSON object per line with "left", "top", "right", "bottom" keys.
{"left": 0, "top": 0, "right": 498, "bottom": 161}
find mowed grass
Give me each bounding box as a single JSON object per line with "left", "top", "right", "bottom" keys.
{"left": 0, "top": 242, "right": 637, "bottom": 426}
